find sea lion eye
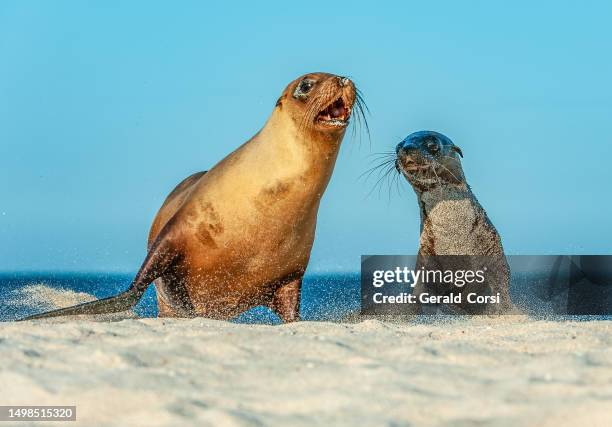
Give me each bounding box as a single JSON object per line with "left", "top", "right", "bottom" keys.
{"left": 300, "top": 80, "right": 314, "bottom": 92}
{"left": 426, "top": 140, "right": 439, "bottom": 154}
{"left": 294, "top": 79, "right": 315, "bottom": 99}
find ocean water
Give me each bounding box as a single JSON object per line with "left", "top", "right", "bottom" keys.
{"left": 2, "top": 270, "right": 610, "bottom": 322}
{"left": 0, "top": 272, "right": 360, "bottom": 323}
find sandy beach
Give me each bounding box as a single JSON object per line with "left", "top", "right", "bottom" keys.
{"left": 1, "top": 317, "right": 611, "bottom": 427}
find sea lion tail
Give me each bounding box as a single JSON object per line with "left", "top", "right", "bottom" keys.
{"left": 18, "top": 235, "right": 177, "bottom": 321}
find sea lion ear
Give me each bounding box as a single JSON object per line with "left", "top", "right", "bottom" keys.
{"left": 451, "top": 145, "right": 463, "bottom": 158}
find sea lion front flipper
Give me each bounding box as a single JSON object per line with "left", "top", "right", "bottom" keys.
{"left": 271, "top": 277, "right": 302, "bottom": 323}
{"left": 19, "top": 233, "right": 179, "bottom": 321}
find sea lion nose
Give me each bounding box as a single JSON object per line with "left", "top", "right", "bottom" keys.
{"left": 338, "top": 76, "right": 350, "bottom": 87}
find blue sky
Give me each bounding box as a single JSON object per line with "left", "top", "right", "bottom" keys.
{"left": 1, "top": 1, "right": 610, "bottom": 272}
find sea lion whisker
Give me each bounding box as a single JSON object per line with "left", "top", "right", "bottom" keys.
{"left": 366, "top": 156, "right": 396, "bottom": 167}
{"left": 367, "top": 150, "right": 395, "bottom": 156}
{"left": 366, "top": 153, "right": 395, "bottom": 160}
{"left": 355, "top": 95, "right": 371, "bottom": 144}
{"left": 359, "top": 159, "right": 394, "bottom": 178}
{"left": 429, "top": 164, "right": 442, "bottom": 186}
{"left": 359, "top": 159, "right": 396, "bottom": 182}
{"left": 381, "top": 163, "right": 397, "bottom": 200}
{"left": 345, "top": 88, "right": 370, "bottom": 147}
{"left": 394, "top": 170, "right": 403, "bottom": 196}
{"left": 386, "top": 162, "right": 401, "bottom": 202}
{"left": 351, "top": 103, "right": 362, "bottom": 145}
{"left": 350, "top": 109, "right": 358, "bottom": 141}
{"left": 434, "top": 160, "right": 462, "bottom": 183}
{"left": 355, "top": 88, "right": 371, "bottom": 114}
{"left": 366, "top": 162, "right": 396, "bottom": 199}
{"left": 366, "top": 152, "right": 396, "bottom": 164}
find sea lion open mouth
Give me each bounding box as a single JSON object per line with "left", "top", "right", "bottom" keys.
{"left": 316, "top": 97, "right": 351, "bottom": 127}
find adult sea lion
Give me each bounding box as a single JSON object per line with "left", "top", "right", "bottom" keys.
{"left": 394, "top": 131, "right": 514, "bottom": 314}
{"left": 23, "top": 72, "right": 364, "bottom": 322}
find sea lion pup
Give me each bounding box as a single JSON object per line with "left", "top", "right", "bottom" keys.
{"left": 395, "top": 131, "right": 514, "bottom": 314}
{"left": 23, "top": 72, "right": 364, "bottom": 322}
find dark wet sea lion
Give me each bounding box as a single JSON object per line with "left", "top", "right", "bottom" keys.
{"left": 23, "top": 72, "right": 364, "bottom": 322}
{"left": 395, "top": 131, "right": 514, "bottom": 314}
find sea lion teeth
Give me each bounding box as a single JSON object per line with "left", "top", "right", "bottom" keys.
{"left": 316, "top": 100, "right": 349, "bottom": 127}
{"left": 316, "top": 97, "right": 348, "bottom": 122}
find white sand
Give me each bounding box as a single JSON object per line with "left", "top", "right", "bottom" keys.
{"left": 1, "top": 316, "right": 611, "bottom": 427}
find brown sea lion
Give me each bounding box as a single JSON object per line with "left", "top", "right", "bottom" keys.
{"left": 23, "top": 72, "right": 364, "bottom": 322}
{"left": 395, "top": 131, "right": 514, "bottom": 314}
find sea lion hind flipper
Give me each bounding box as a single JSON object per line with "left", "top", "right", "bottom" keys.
{"left": 18, "top": 288, "right": 144, "bottom": 321}
{"left": 19, "top": 234, "right": 178, "bottom": 321}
